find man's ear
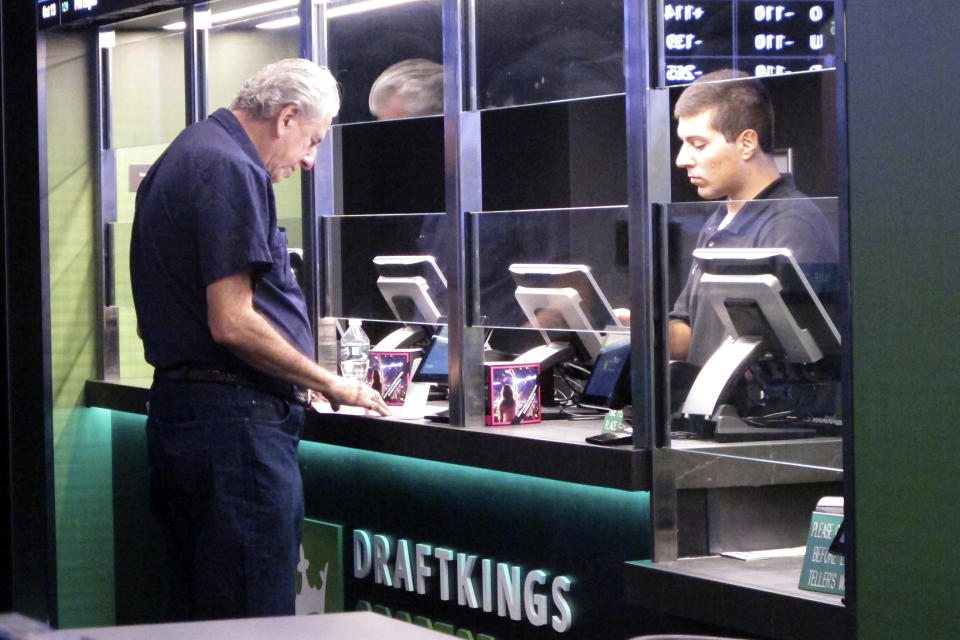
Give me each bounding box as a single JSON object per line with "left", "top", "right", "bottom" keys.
{"left": 736, "top": 128, "right": 760, "bottom": 160}
{"left": 275, "top": 104, "right": 300, "bottom": 136}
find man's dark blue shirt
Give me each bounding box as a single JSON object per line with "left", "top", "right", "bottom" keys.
{"left": 130, "top": 108, "right": 314, "bottom": 375}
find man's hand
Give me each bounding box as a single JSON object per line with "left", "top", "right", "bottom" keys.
{"left": 669, "top": 320, "right": 692, "bottom": 361}
{"left": 320, "top": 376, "right": 391, "bottom": 416}
{"left": 207, "top": 273, "right": 389, "bottom": 417}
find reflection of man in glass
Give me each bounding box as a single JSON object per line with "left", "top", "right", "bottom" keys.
{"left": 666, "top": 70, "right": 837, "bottom": 367}
{"left": 368, "top": 58, "right": 443, "bottom": 120}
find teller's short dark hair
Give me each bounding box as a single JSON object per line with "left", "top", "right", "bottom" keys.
{"left": 674, "top": 69, "right": 774, "bottom": 153}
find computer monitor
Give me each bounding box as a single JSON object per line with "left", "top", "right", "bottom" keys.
{"left": 373, "top": 255, "right": 448, "bottom": 324}
{"left": 411, "top": 324, "right": 449, "bottom": 385}
{"left": 508, "top": 263, "right": 623, "bottom": 361}
{"left": 681, "top": 247, "right": 840, "bottom": 419}
{"left": 578, "top": 339, "right": 631, "bottom": 411}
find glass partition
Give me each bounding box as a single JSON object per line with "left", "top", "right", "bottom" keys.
{"left": 472, "top": 207, "right": 629, "bottom": 328}
{"left": 112, "top": 27, "right": 186, "bottom": 149}
{"left": 471, "top": 94, "right": 628, "bottom": 331}
{"left": 326, "top": 0, "right": 443, "bottom": 124}
{"left": 475, "top": 0, "right": 624, "bottom": 109}
{"left": 657, "top": 68, "right": 845, "bottom": 468}
{"left": 666, "top": 70, "right": 839, "bottom": 203}
{"left": 323, "top": 0, "right": 448, "bottom": 353}
{"left": 206, "top": 0, "right": 301, "bottom": 110}
{"left": 663, "top": 198, "right": 842, "bottom": 447}
{"left": 479, "top": 95, "right": 627, "bottom": 211}
{"left": 465, "top": 6, "right": 629, "bottom": 413}
{"left": 109, "top": 10, "right": 186, "bottom": 380}
{"left": 323, "top": 213, "right": 446, "bottom": 325}
{"left": 469, "top": 207, "right": 630, "bottom": 398}
{"left": 338, "top": 116, "right": 445, "bottom": 215}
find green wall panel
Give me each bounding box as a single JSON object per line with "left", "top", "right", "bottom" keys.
{"left": 46, "top": 32, "right": 117, "bottom": 628}
{"left": 110, "top": 29, "right": 185, "bottom": 381}
{"left": 46, "top": 32, "right": 98, "bottom": 412}
{"left": 846, "top": 1, "right": 960, "bottom": 638}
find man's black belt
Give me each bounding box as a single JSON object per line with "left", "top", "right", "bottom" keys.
{"left": 154, "top": 365, "right": 310, "bottom": 406}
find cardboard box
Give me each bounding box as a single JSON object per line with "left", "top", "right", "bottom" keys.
{"left": 368, "top": 350, "right": 419, "bottom": 406}
{"left": 485, "top": 362, "right": 542, "bottom": 426}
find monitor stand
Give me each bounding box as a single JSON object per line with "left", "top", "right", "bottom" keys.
{"left": 681, "top": 335, "right": 763, "bottom": 417}
{"left": 374, "top": 325, "right": 427, "bottom": 350}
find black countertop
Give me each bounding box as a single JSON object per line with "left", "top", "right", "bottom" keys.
{"left": 85, "top": 379, "right": 844, "bottom": 492}
{"left": 85, "top": 378, "right": 650, "bottom": 490}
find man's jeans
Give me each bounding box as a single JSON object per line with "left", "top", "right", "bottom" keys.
{"left": 146, "top": 380, "right": 305, "bottom": 621}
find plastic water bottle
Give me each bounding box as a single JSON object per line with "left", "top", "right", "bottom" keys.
{"left": 316, "top": 316, "right": 339, "bottom": 375}
{"left": 339, "top": 318, "right": 370, "bottom": 384}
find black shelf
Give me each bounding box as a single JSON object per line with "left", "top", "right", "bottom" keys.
{"left": 625, "top": 556, "right": 851, "bottom": 640}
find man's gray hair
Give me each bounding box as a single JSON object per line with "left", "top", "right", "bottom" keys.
{"left": 231, "top": 58, "right": 340, "bottom": 123}
{"left": 368, "top": 58, "right": 443, "bottom": 118}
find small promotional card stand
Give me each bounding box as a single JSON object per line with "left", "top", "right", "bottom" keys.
{"left": 399, "top": 381, "right": 432, "bottom": 420}
{"left": 368, "top": 350, "right": 419, "bottom": 406}
{"left": 799, "top": 496, "right": 845, "bottom": 596}
{"left": 484, "top": 362, "right": 542, "bottom": 426}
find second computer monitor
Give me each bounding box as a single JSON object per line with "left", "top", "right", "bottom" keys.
{"left": 509, "top": 263, "right": 623, "bottom": 361}
{"left": 374, "top": 255, "right": 448, "bottom": 325}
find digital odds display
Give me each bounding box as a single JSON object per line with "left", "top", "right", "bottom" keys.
{"left": 39, "top": 0, "right": 836, "bottom": 85}
{"left": 38, "top": 0, "right": 153, "bottom": 29}
{"left": 661, "top": 1, "right": 836, "bottom": 84}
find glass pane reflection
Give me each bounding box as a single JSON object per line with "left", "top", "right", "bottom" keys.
{"left": 665, "top": 197, "right": 843, "bottom": 446}
{"left": 324, "top": 213, "right": 448, "bottom": 325}
{"left": 475, "top": 0, "right": 624, "bottom": 109}
{"left": 327, "top": 0, "right": 443, "bottom": 124}
{"left": 111, "top": 26, "right": 186, "bottom": 149}
{"left": 472, "top": 208, "right": 629, "bottom": 358}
